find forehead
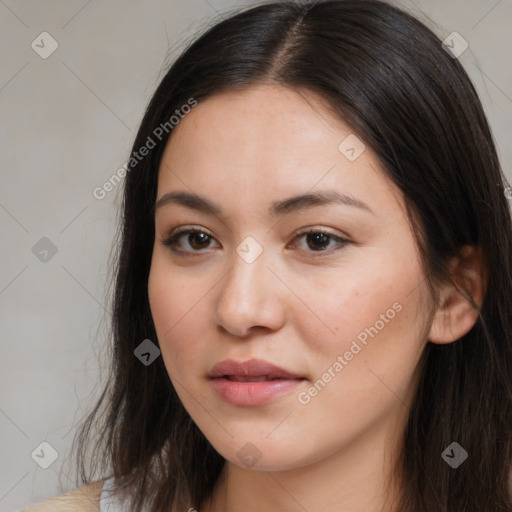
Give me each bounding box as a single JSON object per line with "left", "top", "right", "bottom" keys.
{"left": 163, "top": 84, "right": 350, "bottom": 165}
{"left": 156, "top": 84, "right": 402, "bottom": 216}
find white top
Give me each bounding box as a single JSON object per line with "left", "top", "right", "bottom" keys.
{"left": 99, "top": 476, "right": 128, "bottom": 512}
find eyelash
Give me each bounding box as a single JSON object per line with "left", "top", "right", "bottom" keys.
{"left": 160, "top": 226, "right": 349, "bottom": 257}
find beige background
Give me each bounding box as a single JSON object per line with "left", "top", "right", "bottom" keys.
{"left": 1, "top": 0, "right": 511, "bottom": 509}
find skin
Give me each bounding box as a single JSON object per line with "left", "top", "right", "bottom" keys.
{"left": 22, "top": 480, "right": 104, "bottom": 511}
{"left": 147, "top": 84, "right": 484, "bottom": 512}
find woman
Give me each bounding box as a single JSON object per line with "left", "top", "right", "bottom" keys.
{"left": 25, "top": 0, "right": 512, "bottom": 511}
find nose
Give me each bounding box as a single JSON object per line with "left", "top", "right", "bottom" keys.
{"left": 213, "top": 244, "right": 286, "bottom": 338}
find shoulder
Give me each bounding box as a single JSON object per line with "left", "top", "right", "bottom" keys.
{"left": 22, "top": 479, "right": 106, "bottom": 512}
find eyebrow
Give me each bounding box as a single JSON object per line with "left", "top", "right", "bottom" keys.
{"left": 154, "top": 190, "right": 374, "bottom": 217}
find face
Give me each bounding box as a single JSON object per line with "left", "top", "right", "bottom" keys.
{"left": 148, "top": 84, "right": 433, "bottom": 472}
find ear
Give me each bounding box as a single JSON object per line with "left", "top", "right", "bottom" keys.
{"left": 428, "top": 245, "right": 486, "bottom": 344}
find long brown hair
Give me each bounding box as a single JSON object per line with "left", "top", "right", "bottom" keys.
{"left": 73, "top": 1, "right": 512, "bottom": 510}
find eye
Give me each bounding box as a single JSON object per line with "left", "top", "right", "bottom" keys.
{"left": 160, "top": 226, "right": 349, "bottom": 255}
{"left": 161, "top": 227, "right": 219, "bottom": 254}
{"left": 289, "top": 227, "right": 349, "bottom": 255}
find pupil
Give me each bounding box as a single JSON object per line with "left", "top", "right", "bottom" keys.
{"left": 307, "top": 233, "right": 329, "bottom": 250}
{"left": 189, "top": 233, "right": 209, "bottom": 249}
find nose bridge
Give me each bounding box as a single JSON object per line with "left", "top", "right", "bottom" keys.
{"left": 220, "top": 239, "right": 270, "bottom": 308}
{"left": 214, "top": 237, "right": 284, "bottom": 335}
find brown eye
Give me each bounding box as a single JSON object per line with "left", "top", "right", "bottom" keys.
{"left": 187, "top": 232, "right": 211, "bottom": 250}
{"left": 291, "top": 228, "right": 349, "bottom": 255}
{"left": 161, "top": 228, "right": 219, "bottom": 253}
{"left": 161, "top": 226, "right": 349, "bottom": 257}
{"left": 305, "top": 232, "right": 331, "bottom": 251}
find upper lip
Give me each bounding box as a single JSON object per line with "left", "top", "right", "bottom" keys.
{"left": 209, "top": 358, "right": 303, "bottom": 379}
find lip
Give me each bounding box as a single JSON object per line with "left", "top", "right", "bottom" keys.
{"left": 209, "top": 358, "right": 305, "bottom": 407}
{"left": 209, "top": 358, "right": 302, "bottom": 379}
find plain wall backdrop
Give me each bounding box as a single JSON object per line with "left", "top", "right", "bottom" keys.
{"left": 1, "top": 0, "right": 511, "bottom": 509}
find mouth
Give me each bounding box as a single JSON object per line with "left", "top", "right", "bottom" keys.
{"left": 209, "top": 358, "right": 304, "bottom": 380}
{"left": 209, "top": 358, "right": 306, "bottom": 406}
{"left": 221, "top": 375, "right": 302, "bottom": 382}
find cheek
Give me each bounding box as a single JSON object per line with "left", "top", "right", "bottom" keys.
{"left": 288, "top": 282, "right": 426, "bottom": 458}
{"left": 296, "top": 259, "right": 417, "bottom": 356}
{"left": 294, "top": 244, "right": 428, "bottom": 403}
{"left": 304, "top": 261, "right": 425, "bottom": 385}
{"left": 147, "top": 255, "right": 211, "bottom": 370}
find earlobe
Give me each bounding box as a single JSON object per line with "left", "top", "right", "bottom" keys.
{"left": 428, "top": 245, "right": 486, "bottom": 344}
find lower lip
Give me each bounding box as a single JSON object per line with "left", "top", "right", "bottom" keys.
{"left": 211, "top": 377, "right": 304, "bottom": 406}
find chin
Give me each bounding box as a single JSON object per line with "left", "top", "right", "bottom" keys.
{"left": 205, "top": 431, "right": 326, "bottom": 473}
